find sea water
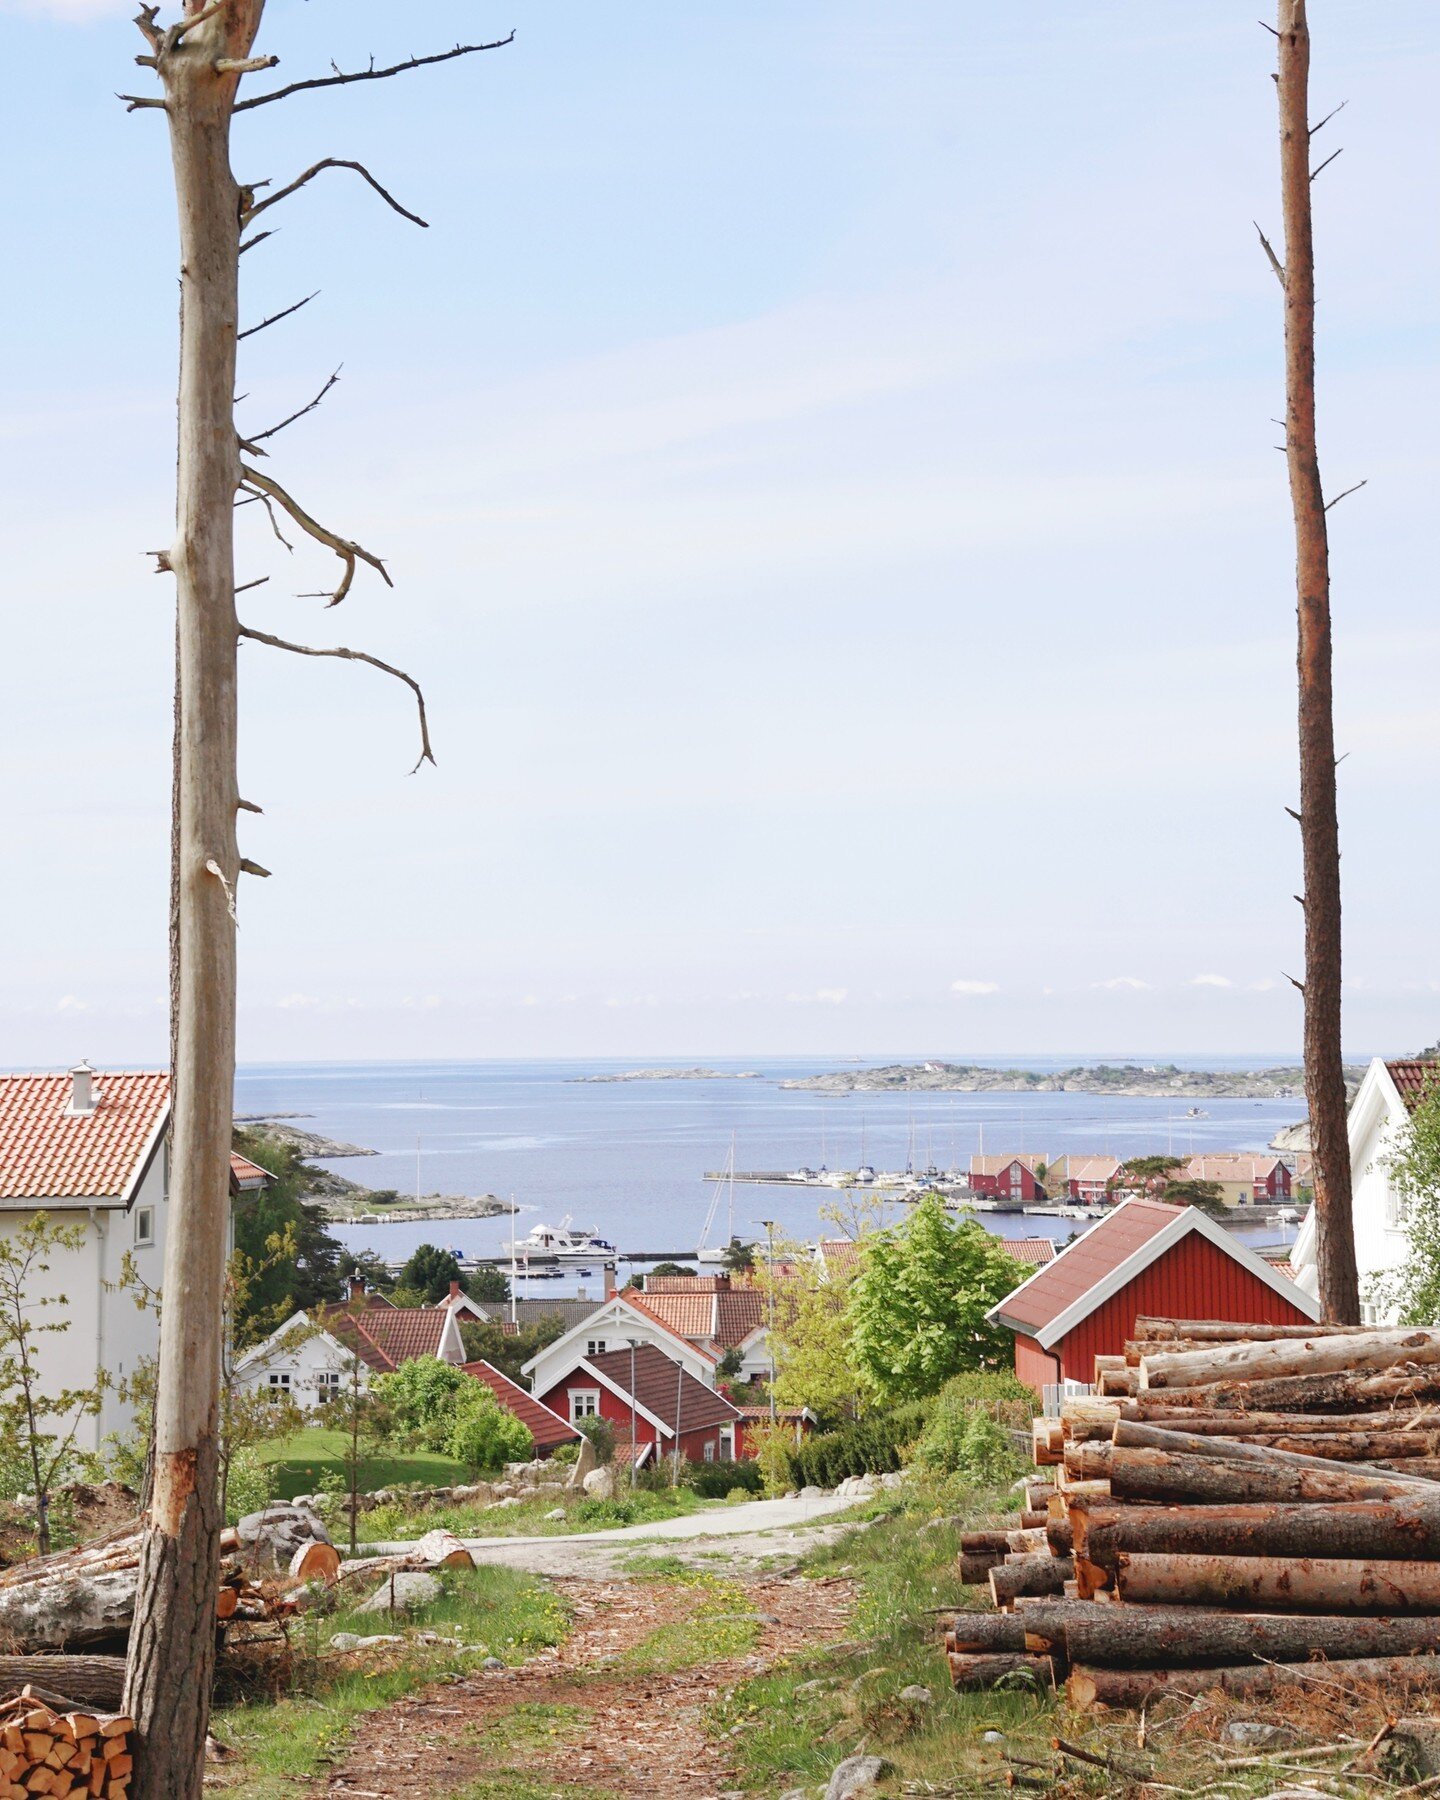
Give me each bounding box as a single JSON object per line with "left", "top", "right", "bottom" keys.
{"left": 233, "top": 1054, "right": 1309, "bottom": 1286}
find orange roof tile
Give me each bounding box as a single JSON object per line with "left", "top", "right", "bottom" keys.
{"left": 461, "top": 1360, "right": 580, "bottom": 1451}
{"left": 626, "top": 1289, "right": 715, "bottom": 1340}
{"left": 1002, "top": 1237, "right": 1056, "bottom": 1266}
{"left": 1178, "top": 1153, "right": 1284, "bottom": 1181}
{"left": 0, "top": 1070, "right": 169, "bottom": 1203}
{"left": 1388, "top": 1060, "right": 1440, "bottom": 1114}
{"left": 970, "top": 1153, "right": 1048, "bottom": 1177}
{"left": 320, "top": 1304, "right": 451, "bottom": 1373}
{"left": 714, "top": 1288, "right": 766, "bottom": 1346}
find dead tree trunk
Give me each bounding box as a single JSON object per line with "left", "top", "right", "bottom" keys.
{"left": 1274, "top": 0, "right": 1359, "bottom": 1323}
{"left": 123, "top": 8, "right": 262, "bottom": 1795}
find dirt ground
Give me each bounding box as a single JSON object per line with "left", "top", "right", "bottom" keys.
{"left": 308, "top": 1572, "right": 856, "bottom": 1800}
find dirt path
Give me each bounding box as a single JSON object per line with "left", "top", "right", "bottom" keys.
{"left": 311, "top": 1572, "right": 855, "bottom": 1800}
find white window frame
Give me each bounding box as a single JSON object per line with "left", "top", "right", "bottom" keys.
{"left": 586, "top": 1339, "right": 608, "bottom": 1357}
{"left": 718, "top": 1424, "right": 735, "bottom": 1460}
{"left": 268, "top": 1370, "right": 292, "bottom": 1391}
{"left": 702, "top": 1439, "right": 716, "bottom": 1462}
{"left": 570, "top": 1388, "right": 601, "bottom": 1422}
{"left": 316, "top": 1370, "right": 342, "bottom": 1393}
{"left": 134, "top": 1206, "right": 155, "bottom": 1247}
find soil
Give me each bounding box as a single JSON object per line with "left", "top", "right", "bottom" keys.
{"left": 306, "top": 1571, "right": 855, "bottom": 1799}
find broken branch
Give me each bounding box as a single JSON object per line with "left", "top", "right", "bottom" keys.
{"left": 1324, "top": 479, "right": 1367, "bottom": 512}
{"left": 237, "top": 290, "right": 319, "bottom": 342}
{"left": 239, "top": 484, "right": 294, "bottom": 552}
{"left": 1253, "top": 220, "right": 1286, "bottom": 287}
{"left": 245, "top": 370, "right": 342, "bottom": 448}
{"left": 239, "top": 465, "right": 392, "bottom": 606}
{"left": 1310, "top": 145, "right": 1343, "bottom": 182}
{"left": 233, "top": 33, "right": 515, "bottom": 112}
{"left": 244, "top": 159, "right": 428, "bottom": 228}
{"left": 238, "top": 625, "right": 435, "bottom": 773}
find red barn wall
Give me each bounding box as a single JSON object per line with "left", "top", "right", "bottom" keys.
{"left": 1049, "top": 1232, "right": 1311, "bottom": 1386}
{"left": 1013, "top": 1333, "right": 1061, "bottom": 1393}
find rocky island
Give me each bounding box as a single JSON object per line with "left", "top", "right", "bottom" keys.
{"left": 780, "top": 1061, "right": 1363, "bottom": 1099}
{"left": 234, "top": 1119, "right": 516, "bottom": 1224}
{"left": 573, "top": 1067, "right": 760, "bottom": 1083}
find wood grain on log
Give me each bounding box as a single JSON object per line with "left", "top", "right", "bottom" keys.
{"left": 1107, "top": 1444, "right": 1416, "bottom": 1506}
{"left": 1064, "top": 1607, "right": 1440, "bottom": 1668}
{"left": 1111, "top": 1419, "right": 1435, "bottom": 1487}
{"left": 1085, "top": 1494, "right": 1440, "bottom": 1568}
{"left": 1068, "top": 1652, "right": 1440, "bottom": 1711}
{"left": 1139, "top": 1329, "right": 1440, "bottom": 1392}
{"left": 1116, "top": 1550, "right": 1440, "bottom": 1612}
{"left": 947, "top": 1651, "right": 1053, "bottom": 1692}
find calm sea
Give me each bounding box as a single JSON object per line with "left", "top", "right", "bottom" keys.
{"left": 232, "top": 1055, "right": 1309, "bottom": 1288}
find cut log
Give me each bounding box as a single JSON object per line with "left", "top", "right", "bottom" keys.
{"left": 1139, "top": 1328, "right": 1440, "bottom": 1392}
{"left": 944, "top": 1613, "right": 1031, "bottom": 1654}
{"left": 959, "top": 1532, "right": 1013, "bottom": 1556}
{"left": 1032, "top": 1419, "right": 1063, "bottom": 1465}
{"left": 1132, "top": 1316, "right": 1410, "bottom": 1342}
{"left": 947, "top": 1651, "right": 1053, "bottom": 1692}
{"left": 1064, "top": 1608, "right": 1440, "bottom": 1668}
{"left": 0, "top": 1663, "right": 125, "bottom": 1712}
{"left": 288, "top": 1542, "right": 342, "bottom": 1584}
{"left": 959, "top": 1553, "right": 1005, "bottom": 1585}
{"left": 1109, "top": 1405, "right": 1440, "bottom": 1438}
{"left": 1098, "top": 1367, "right": 1138, "bottom": 1397}
{"left": 1115, "top": 1551, "right": 1440, "bottom": 1613}
{"left": 1018, "top": 1509, "right": 1049, "bottom": 1530}
{"left": 946, "top": 1599, "right": 1095, "bottom": 1656}
{"left": 1145, "top": 1368, "right": 1440, "bottom": 1413}
{"left": 1024, "top": 1483, "right": 1056, "bottom": 1511}
{"left": 1062, "top": 1442, "right": 1111, "bottom": 1481}
{"left": 1005, "top": 1528, "right": 1049, "bottom": 1555}
{"left": 0, "top": 1571, "right": 138, "bottom": 1653}
{"left": 1044, "top": 1517, "right": 1073, "bottom": 1557}
{"left": 1068, "top": 1653, "right": 1440, "bottom": 1711}
{"left": 1108, "top": 1444, "right": 1419, "bottom": 1506}
{"left": 1086, "top": 1494, "right": 1440, "bottom": 1568}
{"left": 989, "top": 1555, "right": 1073, "bottom": 1607}
{"left": 1111, "top": 1419, "right": 1436, "bottom": 1488}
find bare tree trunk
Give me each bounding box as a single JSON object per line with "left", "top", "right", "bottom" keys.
{"left": 1275, "top": 0, "right": 1358, "bottom": 1323}
{"left": 124, "top": 7, "right": 263, "bottom": 1795}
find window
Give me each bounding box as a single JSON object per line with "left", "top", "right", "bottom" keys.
{"left": 702, "top": 1440, "right": 716, "bottom": 1462}
{"left": 719, "top": 1425, "right": 735, "bottom": 1460}
{"left": 586, "top": 1339, "right": 608, "bottom": 1356}
{"left": 268, "top": 1371, "right": 292, "bottom": 1391}
{"left": 570, "top": 1389, "right": 601, "bottom": 1422}
{"left": 134, "top": 1207, "right": 155, "bottom": 1247}
{"left": 317, "top": 1371, "right": 342, "bottom": 1392}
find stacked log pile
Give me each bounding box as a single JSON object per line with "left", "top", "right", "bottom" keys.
{"left": 947, "top": 1318, "right": 1440, "bottom": 1708}
{"left": 0, "top": 1689, "right": 133, "bottom": 1799}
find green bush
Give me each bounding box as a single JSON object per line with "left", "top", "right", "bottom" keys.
{"left": 448, "top": 1402, "right": 532, "bottom": 1470}
{"left": 685, "top": 1459, "right": 762, "bottom": 1499}
{"left": 913, "top": 1372, "right": 1034, "bottom": 1477}
{"left": 789, "top": 1401, "right": 931, "bottom": 1489}
{"left": 371, "top": 1361, "right": 533, "bottom": 1471}
{"left": 225, "top": 1446, "right": 271, "bottom": 1524}
{"left": 576, "top": 1416, "right": 616, "bottom": 1466}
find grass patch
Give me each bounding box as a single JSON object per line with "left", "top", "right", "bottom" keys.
{"left": 257, "top": 1426, "right": 472, "bottom": 1498}
{"left": 211, "top": 1565, "right": 568, "bottom": 1800}
{"left": 611, "top": 1572, "right": 762, "bottom": 1676}
{"left": 468, "top": 1701, "right": 592, "bottom": 1756}
{"left": 615, "top": 1550, "right": 692, "bottom": 1576}
{"left": 452, "top": 1778, "right": 622, "bottom": 1800}
{"left": 710, "top": 1478, "right": 1059, "bottom": 1794}
{"left": 357, "top": 1483, "right": 711, "bottom": 1544}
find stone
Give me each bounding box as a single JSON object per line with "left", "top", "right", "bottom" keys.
{"left": 480, "top": 1655, "right": 505, "bottom": 1670}
{"left": 824, "top": 1754, "right": 894, "bottom": 1799}
{"left": 488, "top": 1496, "right": 522, "bottom": 1509}
{"left": 794, "top": 1678, "right": 837, "bottom": 1696}
{"left": 898, "top": 1684, "right": 932, "bottom": 1706}
{"left": 779, "top": 1790, "right": 810, "bottom": 1800}
{"left": 981, "top": 1730, "right": 1005, "bottom": 1745}
{"left": 582, "top": 1466, "right": 616, "bottom": 1501}
{"left": 236, "top": 1503, "right": 331, "bottom": 1572}
{"left": 799, "top": 1485, "right": 826, "bottom": 1500}
{"left": 355, "top": 1570, "right": 443, "bottom": 1615}
{"left": 329, "top": 1631, "right": 404, "bottom": 1651}
{"left": 1390, "top": 1718, "right": 1440, "bottom": 1778}
{"left": 544, "top": 1507, "right": 565, "bottom": 1521}
{"left": 1222, "top": 1722, "right": 1288, "bottom": 1748}
{"left": 567, "top": 1434, "right": 599, "bottom": 1489}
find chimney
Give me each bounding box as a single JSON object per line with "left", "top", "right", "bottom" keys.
{"left": 348, "top": 1272, "right": 366, "bottom": 1303}
{"left": 448, "top": 1279, "right": 461, "bottom": 1302}
{"left": 66, "top": 1062, "right": 97, "bottom": 1117}
{"left": 576, "top": 1286, "right": 589, "bottom": 1302}
{"left": 714, "top": 1272, "right": 730, "bottom": 1291}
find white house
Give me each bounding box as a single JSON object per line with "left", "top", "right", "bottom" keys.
{"left": 230, "top": 1280, "right": 467, "bottom": 1408}
{"left": 520, "top": 1290, "right": 717, "bottom": 1396}
{"left": 1291, "top": 1056, "right": 1436, "bottom": 1322}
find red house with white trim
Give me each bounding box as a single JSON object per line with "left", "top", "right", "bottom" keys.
{"left": 537, "top": 1342, "right": 745, "bottom": 1464}
{"left": 986, "top": 1198, "right": 1319, "bottom": 1393}
{"left": 970, "top": 1154, "right": 1049, "bottom": 1203}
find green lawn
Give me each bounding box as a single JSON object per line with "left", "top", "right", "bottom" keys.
{"left": 257, "top": 1427, "right": 473, "bottom": 1499}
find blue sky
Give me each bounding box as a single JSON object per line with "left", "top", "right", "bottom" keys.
{"left": 1, "top": 1, "right": 1436, "bottom": 1065}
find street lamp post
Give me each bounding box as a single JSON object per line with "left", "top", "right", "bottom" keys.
{"left": 755, "top": 1219, "right": 778, "bottom": 1424}
{"left": 626, "top": 1337, "right": 640, "bottom": 1487}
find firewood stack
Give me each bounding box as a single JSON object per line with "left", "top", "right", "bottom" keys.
{"left": 946, "top": 1316, "right": 1440, "bottom": 1708}
{"left": 0, "top": 1689, "right": 133, "bottom": 1799}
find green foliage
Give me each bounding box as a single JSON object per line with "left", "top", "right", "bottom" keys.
{"left": 0, "top": 1213, "right": 109, "bottom": 1553}
{"left": 789, "top": 1401, "right": 931, "bottom": 1488}
{"left": 914, "top": 1385, "right": 1024, "bottom": 1483}
{"left": 575, "top": 1415, "right": 616, "bottom": 1465}
{"left": 647, "top": 1262, "right": 694, "bottom": 1279}
{"left": 257, "top": 1427, "right": 472, "bottom": 1500}
{"left": 756, "top": 1239, "right": 858, "bottom": 1423}
{"left": 745, "top": 1417, "right": 800, "bottom": 1497}
{"left": 720, "top": 1237, "right": 756, "bottom": 1273}
{"left": 448, "top": 1401, "right": 532, "bottom": 1470}
{"left": 459, "top": 1315, "right": 566, "bottom": 1383}
{"left": 469, "top": 1265, "right": 511, "bottom": 1302}
{"left": 225, "top": 1445, "right": 272, "bottom": 1524}
{"left": 847, "top": 1193, "right": 1021, "bottom": 1401}
{"left": 1374, "top": 1069, "right": 1440, "bottom": 1324}
{"left": 684, "top": 1457, "right": 762, "bottom": 1498}
{"left": 397, "top": 1244, "right": 468, "bottom": 1305}
{"left": 1160, "top": 1177, "right": 1229, "bottom": 1217}
{"left": 714, "top": 1347, "right": 743, "bottom": 1381}
{"left": 230, "top": 1132, "right": 349, "bottom": 1344}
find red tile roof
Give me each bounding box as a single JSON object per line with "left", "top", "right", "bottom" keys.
{"left": 1177, "top": 1154, "right": 1283, "bottom": 1182}
{"left": 0, "top": 1070, "right": 169, "bottom": 1202}
{"left": 320, "top": 1304, "right": 452, "bottom": 1373}
{"left": 644, "top": 1275, "right": 732, "bottom": 1293}
{"left": 714, "top": 1288, "right": 765, "bottom": 1346}
{"left": 1388, "top": 1060, "right": 1440, "bottom": 1114}
{"left": 817, "top": 1239, "right": 861, "bottom": 1276}
{"left": 461, "top": 1360, "right": 580, "bottom": 1452}
{"left": 629, "top": 1289, "right": 715, "bottom": 1339}
{"left": 1003, "top": 1237, "right": 1056, "bottom": 1266}
{"left": 970, "top": 1153, "right": 1048, "bottom": 1177}
{"left": 230, "top": 1151, "right": 272, "bottom": 1190}
{"left": 582, "top": 1344, "right": 740, "bottom": 1433}
{"left": 991, "top": 1200, "right": 1186, "bottom": 1337}
{"left": 618, "top": 1292, "right": 718, "bottom": 1363}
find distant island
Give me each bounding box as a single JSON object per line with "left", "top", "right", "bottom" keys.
{"left": 573, "top": 1068, "right": 761, "bottom": 1084}
{"left": 780, "top": 1061, "right": 1364, "bottom": 1099}
{"left": 234, "top": 1118, "right": 515, "bottom": 1224}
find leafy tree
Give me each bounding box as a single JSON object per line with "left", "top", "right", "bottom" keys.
{"left": 754, "top": 1239, "right": 859, "bottom": 1423}
{"left": 448, "top": 1399, "right": 531, "bottom": 1469}
{"left": 576, "top": 1414, "right": 616, "bottom": 1465}
{"left": 0, "top": 1215, "right": 110, "bottom": 1554}
{"left": 720, "top": 1238, "right": 756, "bottom": 1274}
{"left": 397, "top": 1243, "right": 468, "bottom": 1304}
{"left": 847, "top": 1193, "right": 1022, "bottom": 1402}
{"left": 230, "top": 1132, "right": 348, "bottom": 1340}
{"left": 1118, "top": 1155, "right": 1186, "bottom": 1198}
{"left": 459, "top": 1315, "right": 566, "bottom": 1383}
{"left": 370, "top": 1358, "right": 475, "bottom": 1448}
{"left": 1160, "top": 1178, "right": 1229, "bottom": 1218}
{"left": 469, "top": 1265, "right": 511, "bottom": 1302}
{"left": 1372, "top": 1069, "right": 1440, "bottom": 1324}
{"left": 648, "top": 1262, "right": 694, "bottom": 1280}
{"left": 714, "top": 1347, "right": 744, "bottom": 1382}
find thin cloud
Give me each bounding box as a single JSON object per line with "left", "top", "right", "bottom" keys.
{"left": 1189, "top": 973, "right": 1234, "bottom": 989}
{"left": 1093, "top": 976, "right": 1151, "bottom": 991}
{"left": 951, "top": 979, "right": 999, "bottom": 996}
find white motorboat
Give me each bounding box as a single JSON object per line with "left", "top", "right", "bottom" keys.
{"left": 521, "top": 1217, "right": 617, "bottom": 1260}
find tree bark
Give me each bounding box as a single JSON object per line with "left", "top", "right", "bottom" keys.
{"left": 1068, "top": 1402, "right": 1440, "bottom": 1440}
{"left": 1084, "top": 1495, "right": 1440, "bottom": 1569}
{"left": 1066, "top": 1608, "right": 1440, "bottom": 1670}
{"left": 1068, "top": 1654, "right": 1440, "bottom": 1711}
{"left": 1138, "top": 1328, "right": 1440, "bottom": 1391}
{"left": 947, "top": 1651, "right": 1053, "bottom": 1692}
{"left": 0, "top": 1570, "right": 145, "bottom": 1652}
{"left": 1275, "top": 0, "right": 1359, "bottom": 1325}
{"left": 123, "top": 8, "right": 266, "bottom": 1798}
{"left": 989, "top": 1555, "right": 1073, "bottom": 1607}
{"left": 1108, "top": 1444, "right": 1416, "bottom": 1506}
{"left": 1134, "top": 1368, "right": 1440, "bottom": 1414}
{"left": 1112, "top": 1418, "right": 1435, "bottom": 1487}
{"left": 0, "top": 1656, "right": 127, "bottom": 1710}
{"left": 1133, "top": 1317, "right": 1377, "bottom": 1342}
{"left": 1115, "top": 1550, "right": 1440, "bottom": 1612}
{"left": 959, "top": 1552, "right": 1006, "bottom": 1585}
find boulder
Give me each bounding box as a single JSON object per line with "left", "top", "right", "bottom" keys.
{"left": 355, "top": 1570, "right": 443, "bottom": 1615}
{"left": 567, "top": 1435, "right": 599, "bottom": 1490}
{"left": 825, "top": 1755, "right": 894, "bottom": 1800}
{"left": 582, "top": 1467, "right": 615, "bottom": 1501}
{"left": 329, "top": 1631, "right": 405, "bottom": 1651}
{"left": 236, "top": 1503, "right": 331, "bottom": 1572}
{"left": 799, "top": 1485, "right": 827, "bottom": 1500}
{"left": 544, "top": 1507, "right": 565, "bottom": 1521}
{"left": 898, "top": 1684, "right": 931, "bottom": 1706}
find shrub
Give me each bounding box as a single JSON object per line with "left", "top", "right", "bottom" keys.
{"left": 448, "top": 1401, "right": 532, "bottom": 1471}
{"left": 914, "top": 1372, "right": 1035, "bottom": 1476}
{"left": 744, "top": 1418, "right": 800, "bottom": 1497}
{"left": 789, "top": 1401, "right": 930, "bottom": 1489}
{"left": 953, "top": 1409, "right": 1023, "bottom": 1485}
{"left": 685, "top": 1459, "right": 762, "bottom": 1499}
{"left": 371, "top": 1360, "right": 533, "bottom": 1471}
{"left": 225, "top": 1446, "right": 271, "bottom": 1525}
{"left": 550, "top": 1441, "right": 580, "bottom": 1466}
{"left": 576, "top": 1416, "right": 616, "bottom": 1466}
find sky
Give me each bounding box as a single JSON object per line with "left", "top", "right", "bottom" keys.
{"left": 1, "top": 1, "right": 1436, "bottom": 1067}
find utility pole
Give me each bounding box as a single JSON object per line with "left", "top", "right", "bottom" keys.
{"left": 626, "top": 1338, "right": 640, "bottom": 1488}
{"left": 757, "top": 1219, "right": 778, "bottom": 1423}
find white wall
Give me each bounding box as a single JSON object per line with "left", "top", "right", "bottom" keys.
{"left": 524, "top": 1298, "right": 715, "bottom": 1394}
{"left": 232, "top": 1322, "right": 367, "bottom": 1412}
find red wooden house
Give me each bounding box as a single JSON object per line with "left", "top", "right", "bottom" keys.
{"left": 460, "top": 1359, "right": 582, "bottom": 1458}
{"left": 537, "top": 1342, "right": 745, "bottom": 1464}
{"left": 987, "top": 1198, "right": 1319, "bottom": 1393}
{"left": 970, "top": 1154, "right": 1049, "bottom": 1203}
